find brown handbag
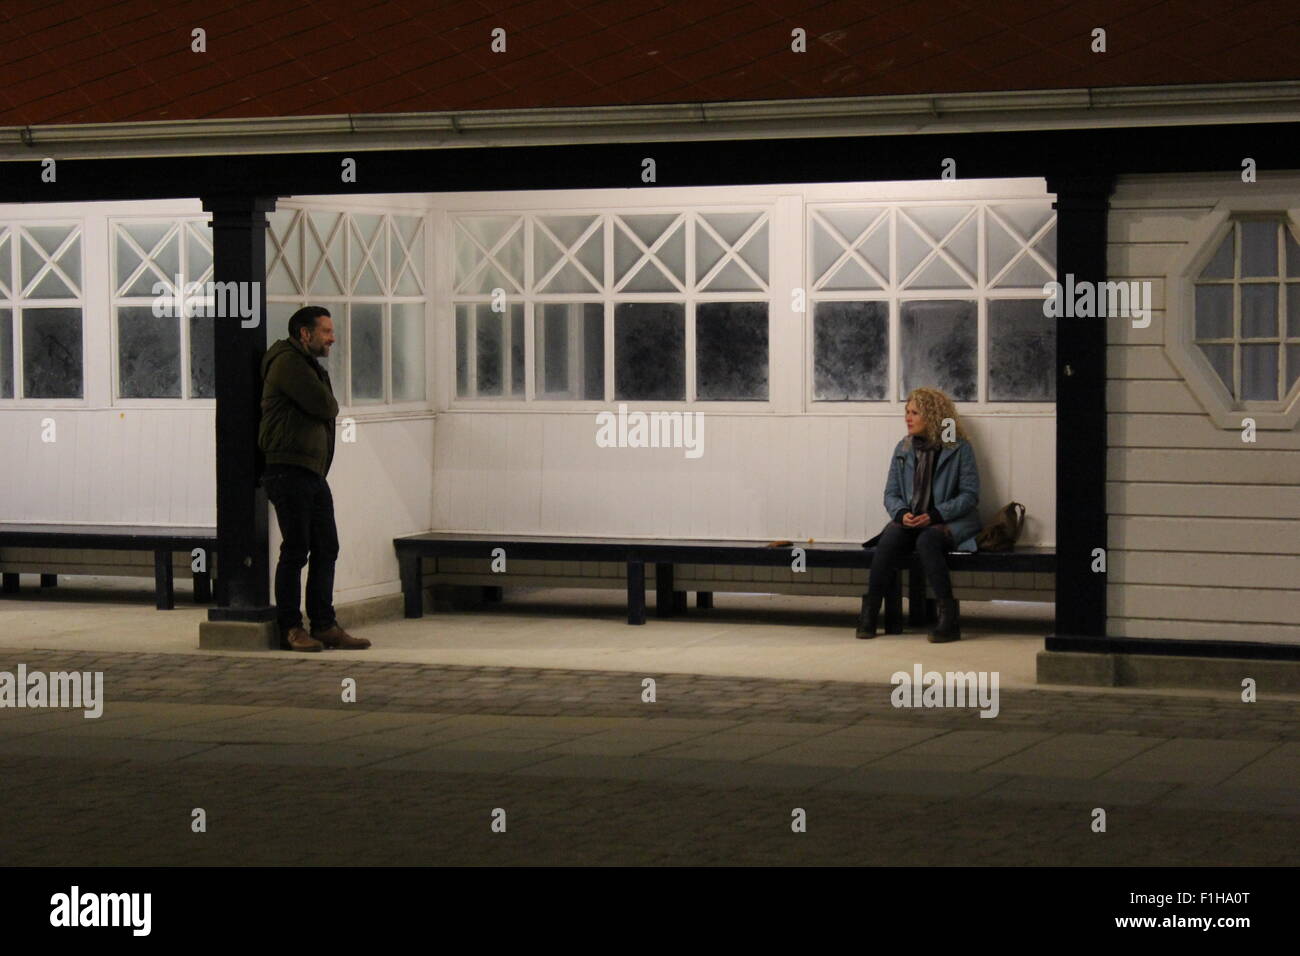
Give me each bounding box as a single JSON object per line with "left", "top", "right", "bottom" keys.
{"left": 975, "top": 502, "right": 1026, "bottom": 552}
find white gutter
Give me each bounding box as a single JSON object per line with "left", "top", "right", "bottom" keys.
{"left": 3, "top": 81, "right": 1300, "bottom": 161}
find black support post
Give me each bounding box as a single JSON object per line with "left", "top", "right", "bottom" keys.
{"left": 655, "top": 562, "right": 674, "bottom": 618}
{"left": 1046, "top": 174, "right": 1115, "bottom": 641}
{"left": 153, "top": 549, "right": 174, "bottom": 610}
{"left": 202, "top": 196, "right": 277, "bottom": 627}
{"left": 627, "top": 560, "right": 646, "bottom": 625}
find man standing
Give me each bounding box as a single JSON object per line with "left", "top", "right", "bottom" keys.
{"left": 258, "top": 306, "right": 370, "bottom": 651}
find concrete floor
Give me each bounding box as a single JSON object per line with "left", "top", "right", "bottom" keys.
{"left": 0, "top": 574, "right": 1056, "bottom": 679}
{"left": 4, "top": 577, "right": 1299, "bottom": 867}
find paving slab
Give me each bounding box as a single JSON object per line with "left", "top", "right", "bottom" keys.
{"left": 651, "top": 759, "right": 847, "bottom": 791}
{"left": 0, "top": 734, "right": 221, "bottom": 763}
{"left": 364, "top": 748, "right": 556, "bottom": 774}
{"left": 511, "top": 754, "right": 707, "bottom": 782}
{"left": 1100, "top": 739, "right": 1282, "bottom": 786}
{"left": 977, "top": 775, "right": 1178, "bottom": 807}
{"left": 177, "top": 742, "right": 421, "bottom": 769}
{"left": 537, "top": 728, "right": 707, "bottom": 757}
{"left": 815, "top": 767, "right": 1009, "bottom": 799}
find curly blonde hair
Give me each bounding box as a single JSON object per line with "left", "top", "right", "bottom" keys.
{"left": 905, "top": 387, "right": 968, "bottom": 446}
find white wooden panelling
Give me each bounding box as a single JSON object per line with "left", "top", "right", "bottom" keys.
{"left": 1108, "top": 413, "right": 1299, "bottom": 449}
{"left": 1110, "top": 617, "right": 1300, "bottom": 644}
{"left": 272, "top": 415, "right": 435, "bottom": 605}
{"left": 1107, "top": 380, "right": 1208, "bottom": 415}
{"left": 1110, "top": 550, "right": 1300, "bottom": 590}
{"left": 1107, "top": 448, "right": 1300, "bottom": 484}
{"left": 0, "top": 410, "right": 216, "bottom": 524}
{"left": 1106, "top": 347, "right": 1179, "bottom": 381}
{"left": 1108, "top": 583, "right": 1300, "bottom": 624}
{"left": 1109, "top": 516, "right": 1300, "bottom": 554}
{"left": 431, "top": 412, "right": 1056, "bottom": 545}
{"left": 1107, "top": 481, "right": 1298, "bottom": 518}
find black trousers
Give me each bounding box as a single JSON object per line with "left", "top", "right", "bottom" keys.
{"left": 867, "top": 521, "right": 954, "bottom": 602}
{"left": 262, "top": 464, "right": 339, "bottom": 634}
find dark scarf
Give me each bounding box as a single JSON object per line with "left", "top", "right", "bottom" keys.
{"left": 910, "top": 434, "right": 940, "bottom": 516}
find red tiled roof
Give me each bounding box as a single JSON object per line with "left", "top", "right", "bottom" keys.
{"left": 2, "top": 0, "right": 1299, "bottom": 127}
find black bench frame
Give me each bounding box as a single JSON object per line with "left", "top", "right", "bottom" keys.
{"left": 395, "top": 533, "right": 1056, "bottom": 629}
{"left": 0, "top": 524, "right": 217, "bottom": 610}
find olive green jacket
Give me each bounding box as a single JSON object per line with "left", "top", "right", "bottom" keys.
{"left": 258, "top": 337, "right": 338, "bottom": 477}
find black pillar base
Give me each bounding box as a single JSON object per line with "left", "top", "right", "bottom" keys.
{"left": 627, "top": 560, "right": 646, "bottom": 625}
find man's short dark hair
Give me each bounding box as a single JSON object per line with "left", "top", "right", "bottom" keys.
{"left": 288, "top": 306, "right": 331, "bottom": 341}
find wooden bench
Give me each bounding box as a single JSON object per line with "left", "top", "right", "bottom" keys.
{"left": 905, "top": 546, "right": 1058, "bottom": 624}
{"left": 0, "top": 524, "right": 217, "bottom": 610}
{"left": 395, "top": 532, "right": 1056, "bottom": 629}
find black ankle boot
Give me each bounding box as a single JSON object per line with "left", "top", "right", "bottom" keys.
{"left": 856, "top": 593, "right": 883, "bottom": 639}
{"left": 928, "top": 598, "right": 961, "bottom": 643}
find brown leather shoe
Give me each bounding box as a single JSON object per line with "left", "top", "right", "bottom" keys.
{"left": 312, "top": 624, "right": 371, "bottom": 650}
{"left": 284, "top": 626, "right": 323, "bottom": 652}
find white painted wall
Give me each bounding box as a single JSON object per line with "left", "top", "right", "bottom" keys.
{"left": 432, "top": 410, "right": 1054, "bottom": 545}
{"left": 1107, "top": 173, "right": 1300, "bottom": 645}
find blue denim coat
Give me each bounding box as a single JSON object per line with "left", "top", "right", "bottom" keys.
{"left": 865, "top": 436, "right": 982, "bottom": 552}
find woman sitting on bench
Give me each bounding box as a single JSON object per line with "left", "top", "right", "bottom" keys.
{"left": 858, "top": 387, "right": 981, "bottom": 643}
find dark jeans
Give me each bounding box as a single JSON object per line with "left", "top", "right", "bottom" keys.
{"left": 262, "top": 464, "right": 339, "bottom": 634}
{"left": 867, "top": 521, "right": 954, "bottom": 602}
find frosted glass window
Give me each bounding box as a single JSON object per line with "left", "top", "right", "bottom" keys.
{"left": 350, "top": 215, "right": 385, "bottom": 295}
{"left": 0, "top": 309, "right": 11, "bottom": 398}
{"left": 455, "top": 216, "right": 524, "bottom": 294}
{"left": 1240, "top": 221, "right": 1277, "bottom": 277}
{"left": 350, "top": 303, "right": 383, "bottom": 404}
{"left": 1241, "top": 284, "right": 1277, "bottom": 338}
{"left": 900, "top": 300, "right": 976, "bottom": 402}
{"left": 696, "top": 302, "right": 768, "bottom": 400}
{"left": 1242, "top": 344, "right": 1278, "bottom": 401}
{"left": 536, "top": 303, "right": 603, "bottom": 400}
{"left": 812, "top": 209, "right": 888, "bottom": 290}
{"left": 116, "top": 223, "right": 178, "bottom": 297}
{"left": 305, "top": 212, "right": 345, "bottom": 296}
{"left": 535, "top": 216, "right": 601, "bottom": 293}
{"left": 615, "top": 302, "right": 684, "bottom": 400}
{"left": 458, "top": 303, "right": 523, "bottom": 398}
{"left": 0, "top": 230, "right": 10, "bottom": 295}
{"left": 615, "top": 215, "right": 684, "bottom": 291}
{"left": 22, "top": 308, "right": 82, "bottom": 398}
{"left": 187, "top": 222, "right": 213, "bottom": 282}
{"left": 1194, "top": 286, "right": 1232, "bottom": 338}
{"left": 988, "top": 299, "right": 1055, "bottom": 401}
{"left": 189, "top": 313, "right": 215, "bottom": 399}
{"left": 266, "top": 210, "right": 301, "bottom": 295}
{"left": 118, "top": 306, "right": 181, "bottom": 398}
{"left": 813, "top": 300, "right": 887, "bottom": 401}
{"left": 22, "top": 226, "right": 80, "bottom": 298}
{"left": 697, "top": 213, "right": 768, "bottom": 291}
{"left": 455, "top": 305, "right": 469, "bottom": 398}
{"left": 391, "top": 303, "right": 425, "bottom": 402}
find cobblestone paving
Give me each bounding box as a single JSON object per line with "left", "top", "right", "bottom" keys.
{"left": 2, "top": 649, "right": 1296, "bottom": 739}
{"left": 1, "top": 649, "right": 1297, "bottom": 866}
